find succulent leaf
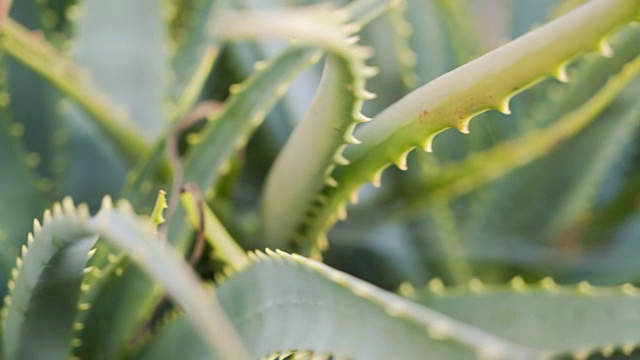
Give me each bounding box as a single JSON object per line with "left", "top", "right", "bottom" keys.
{"left": 0, "top": 197, "right": 248, "bottom": 360}
{"left": 296, "top": 0, "right": 640, "bottom": 252}
{"left": 136, "top": 250, "right": 539, "bottom": 360}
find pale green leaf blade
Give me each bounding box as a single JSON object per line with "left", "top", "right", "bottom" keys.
{"left": 262, "top": 51, "right": 373, "bottom": 254}
{"left": 407, "top": 280, "right": 640, "bottom": 357}
{"left": 297, "top": 0, "right": 640, "bottom": 248}
{"left": 135, "top": 251, "right": 539, "bottom": 360}
{"left": 1, "top": 197, "right": 249, "bottom": 360}
{"left": 0, "top": 110, "right": 46, "bottom": 295}
{"left": 73, "top": 0, "right": 167, "bottom": 138}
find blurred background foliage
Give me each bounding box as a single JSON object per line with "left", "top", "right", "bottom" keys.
{"left": 1, "top": 0, "right": 639, "bottom": 300}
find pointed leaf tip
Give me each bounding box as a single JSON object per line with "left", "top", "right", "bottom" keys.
{"left": 101, "top": 195, "right": 114, "bottom": 209}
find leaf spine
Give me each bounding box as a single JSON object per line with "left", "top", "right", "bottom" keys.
{"left": 348, "top": 189, "right": 359, "bottom": 205}
{"left": 554, "top": 64, "right": 570, "bottom": 83}
{"left": 457, "top": 121, "right": 470, "bottom": 134}
{"left": 33, "top": 218, "right": 42, "bottom": 232}
{"left": 100, "top": 195, "right": 114, "bottom": 210}
{"left": 345, "top": 35, "right": 360, "bottom": 45}
{"left": 428, "top": 278, "right": 444, "bottom": 294}
{"left": 394, "top": 149, "right": 411, "bottom": 170}
{"left": 598, "top": 39, "right": 614, "bottom": 57}
{"left": 426, "top": 321, "right": 452, "bottom": 340}
{"left": 116, "top": 199, "right": 135, "bottom": 214}
{"left": 371, "top": 167, "right": 384, "bottom": 188}
{"left": 333, "top": 147, "right": 350, "bottom": 165}
{"left": 62, "top": 196, "right": 76, "bottom": 214}
{"left": 336, "top": 203, "right": 347, "bottom": 221}
{"left": 384, "top": 302, "right": 406, "bottom": 317}
{"left": 52, "top": 202, "right": 63, "bottom": 217}
{"left": 576, "top": 281, "right": 592, "bottom": 294}
{"left": 325, "top": 177, "right": 339, "bottom": 188}
{"left": 538, "top": 276, "right": 558, "bottom": 291}
{"left": 468, "top": 278, "right": 484, "bottom": 293}
{"left": 618, "top": 283, "right": 639, "bottom": 295}
{"left": 76, "top": 203, "right": 91, "bottom": 220}
{"left": 497, "top": 96, "right": 512, "bottom": 115}
{"left": 601, "top": 346, "right": 614, "bottom": 357}
{"left": 510, "top": 276, "right": 526, "bottom": 291}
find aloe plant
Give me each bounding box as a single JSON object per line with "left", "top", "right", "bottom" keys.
{"left": 1, "top": 0, "right": 640, "bottom": 358}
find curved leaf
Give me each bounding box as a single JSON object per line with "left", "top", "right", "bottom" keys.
{"left": 0, "top": 111, "right": 46, "bottom": 293}
{"left": 296, "top": 0, "right": 640, "bottom": 249}
{"left": 262, "top": 51, "right": 375, "bottom": 254}
{"left": 1, "top": 197, "right": 248, "bottom": 360}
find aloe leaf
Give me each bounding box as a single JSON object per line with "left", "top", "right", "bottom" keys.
{"left": 297, "top": 0, "right": 640, "bottom": 249}
{"left": 4, "top": 0, "right": 67, "bottom": 185}
{"left": 262, "top": 51, "right": 375, "bottom": 254}
{"left": 1, "top": 197, "right": 248, "bottom": 360}
{"left": 166, "top": 0, "right": 221, "bottom": 119}
{"left": 0, "top": 19, "right": 151, "bottom": 165}
{"left": 583, "top": 167, "right": 640, "bottom": 250}
{"left": 0, "top": 116, "right": 45, "bottom": 294}
{"left": 75, "top": 46, "right": 322, "bottom": 360}
{"left": 172, "top": 46, "right": 322, "bottom": 250}
{"left": 59, "top": 0, "right": 167, "bottom": 206}
{"left": 136, "top": 250, "right": 538, "bottom": 360}
{"left": 207, "top": 2, "right": 387, "bottom": 254}
{"left": 405, "top": 278, "right": 640, "bottom": 357}
{"left": 403, "top": 0, "right": 449, "bottom": 85}
{"left": 181, "top": 190, "right": 249, "bottom": 271}
{"left": 387, "top": 0, "right": 419, "bottom": 90}
{"left": 180, "top": 47, "right": 321, "bottom": 207}
{"left": 451, "top": 80, "right": 640, "bottom": 278}
{"left": 404, "top": 48, "right": 640, "bottom": 209}
{"left": 34, "top": 0, "right": 75, "bottom": 42}
{"left": 72, "top": 0, "right": 166, "bottom": 139}
{"left": 0, "top": 111, "right": 46, "bottom": 295}
{"left": 430, "top": 0, "right": 480, "bottom": 65}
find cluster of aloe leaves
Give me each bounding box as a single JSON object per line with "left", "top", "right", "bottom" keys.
{"left": 1, "top": 0, "right": 640, "bottom": 358}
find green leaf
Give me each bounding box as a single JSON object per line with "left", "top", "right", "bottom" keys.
{"left": 181, "top": 190, "right": 249, "bottom": 271}
{"left": 1, "top": 19, "right": 151, "bottom": 167}
{"left": 296, "top": 0, "right": 640, "bottom": 249}
{"left": 407, "top": 41, "right": 640, "bottom": 208}
{"left": 262, "top": 51, "right": 375, "bottom": 255}
{"left": 0, "top": 109, "right": 46, "bottom": 294}
{"left": 76, "top": 45, "right": 322, "bottom": 360}
{"left": 166, "top": 0, "right": 221, "bottom": 119}
{"left": 1, "top": 197, "right": 249, "bottom": 360}
{"left": 72, "top": 0, "right": 167, "bottom": 139}
{"left": 406, "top": 278, "right": 640, "bottom": 357}
{"left": 136, "top": 250, "right": 538, "bottom": 359}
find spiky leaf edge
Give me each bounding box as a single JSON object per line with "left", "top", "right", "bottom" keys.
{"left": 135, "top": 249, "right": 540, "bottom": 360}
{"left": 297, "top": 0, "right": 640, "bottom": 253}
{"left": 0, "top": 197, "right": 249, "bottom": 360}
